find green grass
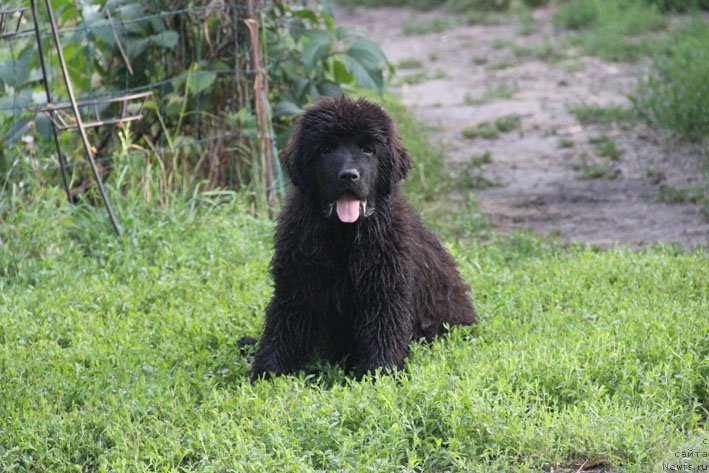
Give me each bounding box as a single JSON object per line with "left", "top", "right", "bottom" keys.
{"left": 403, "top": 17, "right": 458, "bottom": 35}
{"left": 469, "top": 151, "right": 492, "bottom": 166}
{"left": 569, "top": 103, "right": 638, "bottom": 125}
{"left": 590, "top": 135, "right": 622, "bottom": 160}
{"left": 397, "top": 58, "right": 424, "bottom": 70}
{"left": 398, "top": 69, "right": 448, "bottom": 85}
{"left": 463, "top": 124, "right": 501, "bottom": 139}
{"left": 633, "top": 19, "right": 709, "bottom": 142}
{"left": 656, "top": 184, "right": 705, "bottom": 204}
{"left": 1, "top": 197, "right": 707, "bottom": 471}
{"left": 486, "top": 58, "right": 518, "bottom": 70}
{"left": 463, "top": 114, "right": 522, "bottom": 139}
{"left": 558, "top": 137, "right": 575, "bottom": 148}
{"left": 554, "top": 0, "right": 669, "bottom": 62}
{"left": 1, "top": 96, "right": 707, "bottom": 471}
{"left": 494, "top": 114, "right": 522, "bottom": 132}
{"left": 464, "top": 83, "right": 518, "bottom": 105}
{"left": 578, "top": 162, "right": 621, "bottom": 179}
{"left": 512, "top": 41, "right": 565, "bottom": 62}
{"left": 444, "top": 152, "right": 497, "bottom": 190}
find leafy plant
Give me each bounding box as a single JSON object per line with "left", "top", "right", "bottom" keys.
{"left": 0, "top": 1, "right": 389, "bottom": 213}
{"left": 633, "top": 19, "right": 709, "bottom": 142}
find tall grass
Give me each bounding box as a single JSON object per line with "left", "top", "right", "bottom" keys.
{"left": 554, "top": 0, "right": 668, "bottom": 61}
{"left": 1, "top": 190, "right": 707, "bottom": 471}
{"left": 633, "top": 19, "right": 709, "bottom": 142}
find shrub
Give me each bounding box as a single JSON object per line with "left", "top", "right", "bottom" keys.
{"left": 633, "top": 19, "right": 709, "bottom": 141}
{"left": 446, "top": 0, "right": 511, "bottom": 12}
{"left": 522, "top": 0, "right": 551, "bottom": 7}
{"left": 553, "top": 0, "right": 599, "bottom": 30}
{"left": 554, "top": 0, "right": 667, "bottom": 61}
{"left": 643, "top": 0, "right": 709, "bottom": 11}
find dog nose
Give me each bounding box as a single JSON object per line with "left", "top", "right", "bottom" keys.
{"left": 338, "top": 168, "right": 360, "bottom": 182}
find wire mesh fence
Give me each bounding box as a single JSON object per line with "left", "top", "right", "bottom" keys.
{"left": 0, "top": 0, "right": 283, "bottom": 212}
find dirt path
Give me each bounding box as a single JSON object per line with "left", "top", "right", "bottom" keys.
{"left": 334, "top": 5, "right": 708, "bottom": 247}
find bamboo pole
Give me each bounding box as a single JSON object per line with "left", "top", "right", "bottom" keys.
{"left": 245, "top": 0, "right": 278, "bottom": 215}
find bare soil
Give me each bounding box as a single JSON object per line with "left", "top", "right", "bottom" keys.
{"left": 334, "top": 5, "right": 708, "bottom": 247}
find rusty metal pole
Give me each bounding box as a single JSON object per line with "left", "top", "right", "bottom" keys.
{"left": 29, "top": 0, "right": 73, "bottom": 203}
{"left": 245, "top": 0, "right": 278, "bottom": 215}
{"left": 43, "top": 0, "right": 121, "bottom": 236}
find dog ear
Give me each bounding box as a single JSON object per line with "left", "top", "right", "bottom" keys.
{"left": 378, "top": 128, "right": 413, "bottom": 197}
{"left": 392, "top": 133, "right": 413, "bottom": 182}
{"left": 281, "top": 126, "right": 306, "bottom": 189}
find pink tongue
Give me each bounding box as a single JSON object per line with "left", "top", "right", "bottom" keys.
{"left": 335, "top": 196, "right": 361, "bottom": 223}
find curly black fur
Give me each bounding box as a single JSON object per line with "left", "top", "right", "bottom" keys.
{"left": 251, "top": 95, "right": 476, "bottom": 380}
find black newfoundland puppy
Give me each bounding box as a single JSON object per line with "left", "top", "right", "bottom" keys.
{"left": 251, "top": 95, "right": 476, "bottom": 380}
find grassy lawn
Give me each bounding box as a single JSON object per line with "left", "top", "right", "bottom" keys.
{"left": 1, "top": 196, "right": 707, "bottom": 471}
{"left": 1, "top": 100, "right": 707, "bottom": 471}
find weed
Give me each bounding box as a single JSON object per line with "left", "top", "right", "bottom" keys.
{"left": 633, "top": 19, "right": 709, "bottom": 141}
{"left": 558, "top": 138, "right": 575, "bottom": 148}
{"left": 400, "top": 69, "right": 448, "bottom": 85}
{"left": 554, "top": 0, "right": 668, "bottom": 62}
{"left": 590, "top": 135, "right": 622, "bottom": 160}
{"left": 447, "top": 162, "right": 498, "bottom": 190}
{"left": 463, "top": 124, "right": 500, "bottom": 139}
{"left": 337, "top": 0, "right": 446, "bottom": 8}
{"left": 554, "top": 0, "right": 600, "bottom": 30}
{"left": 472, "top": 56, "right": 489, "bottom": 65}
{"left": 517, "top": 9, "right": 538, "bottom": 35}
{"left": 466, "top": 10, "right": 502, "bottom": 25}
{"left": 398, "top": 58, "right": 424, "bottom": 69}
{"left": 522, "top": 0, "right": 551, "bottom": 6}
{"left": 463, "top": 115, "right": 522, "bottom": 139}
{"left": 656, "top": 185, "right": 705, "bottom": 204}
{"left": 403, "top": 17, "right": 457, "bottom": 35}
{"left": 578, "top": 162, "right": 620, "bottom": 179}
{"left": 447, "top": 0, "right": 510, "bottom": 12}
{"left": 494, "top": 114, "right": 522, "bottom": 132}
{"left": 470, "top": 151, "right": 493, "bottom": 166}
{"left": 465, "top": 83, "right": 518, "bottom": 105}
{"left": 531, "top": 42, "right": 565, "bottom": 62}
{"left": 569, "top": 103, "right": 637, "bottom": 125}
{"left": 486, "top": 59, "right": 518, "bottom": 70}
{"left": 492, "top": 38, "right": 509, "bottom": 49}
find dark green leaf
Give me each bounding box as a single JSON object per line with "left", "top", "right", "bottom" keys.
{"left": 126, "top": 37, "right": 150, "bottom": 59}
{"left": 301, "top": 29, "right": 331, "bottom": 73}
{"left": 291, "top": 9, "right": 319, "bottom": 25}
{"left": 343, "top": 55, "right": 383, "bottom": 93}
{"left": 347, "top": 39, "right": 386, "bottom": 69}
{"left": 0, "top": 59, "right": 30, "bottom": 88}
{"left": 118, "top": 3, "right": 144, "bottom": 19}
{"left": 188, "top": 71, "right": 217, "bottom": 95}
{"left": 150, "top": 31, "right": 179, "bottom": 49}
{"left": 318, "top": 80, "right": 343, "bottom": 98}
{"left": 165, "top": 96, "right": 185, "bottom": 117}
{"left": 323, "top": 13, "right": 336, "bottom": 35}
{"left": 336, "top": 26, "right": 361, "bottom": 40}
{"left": 273, "top": 101, "right": 303, "bottom": 117}
{"left": 35, "top": 114, "right": 53, "bottom": 141}
{"left": 287, "top": 18, "right": 306, "bottom": 42}
{"left": 332, "top": 58, "right": 353, "bottom": 84}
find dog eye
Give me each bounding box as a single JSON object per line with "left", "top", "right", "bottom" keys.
{"left": 319, "top": 145, "right": 332, "bottom": 155}
{"left": 362, "top": 145, "right": 375, "bottom": 155}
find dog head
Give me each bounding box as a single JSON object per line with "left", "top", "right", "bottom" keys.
{"left": 281, "top": 95, "right": 412, "bottom": 223}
